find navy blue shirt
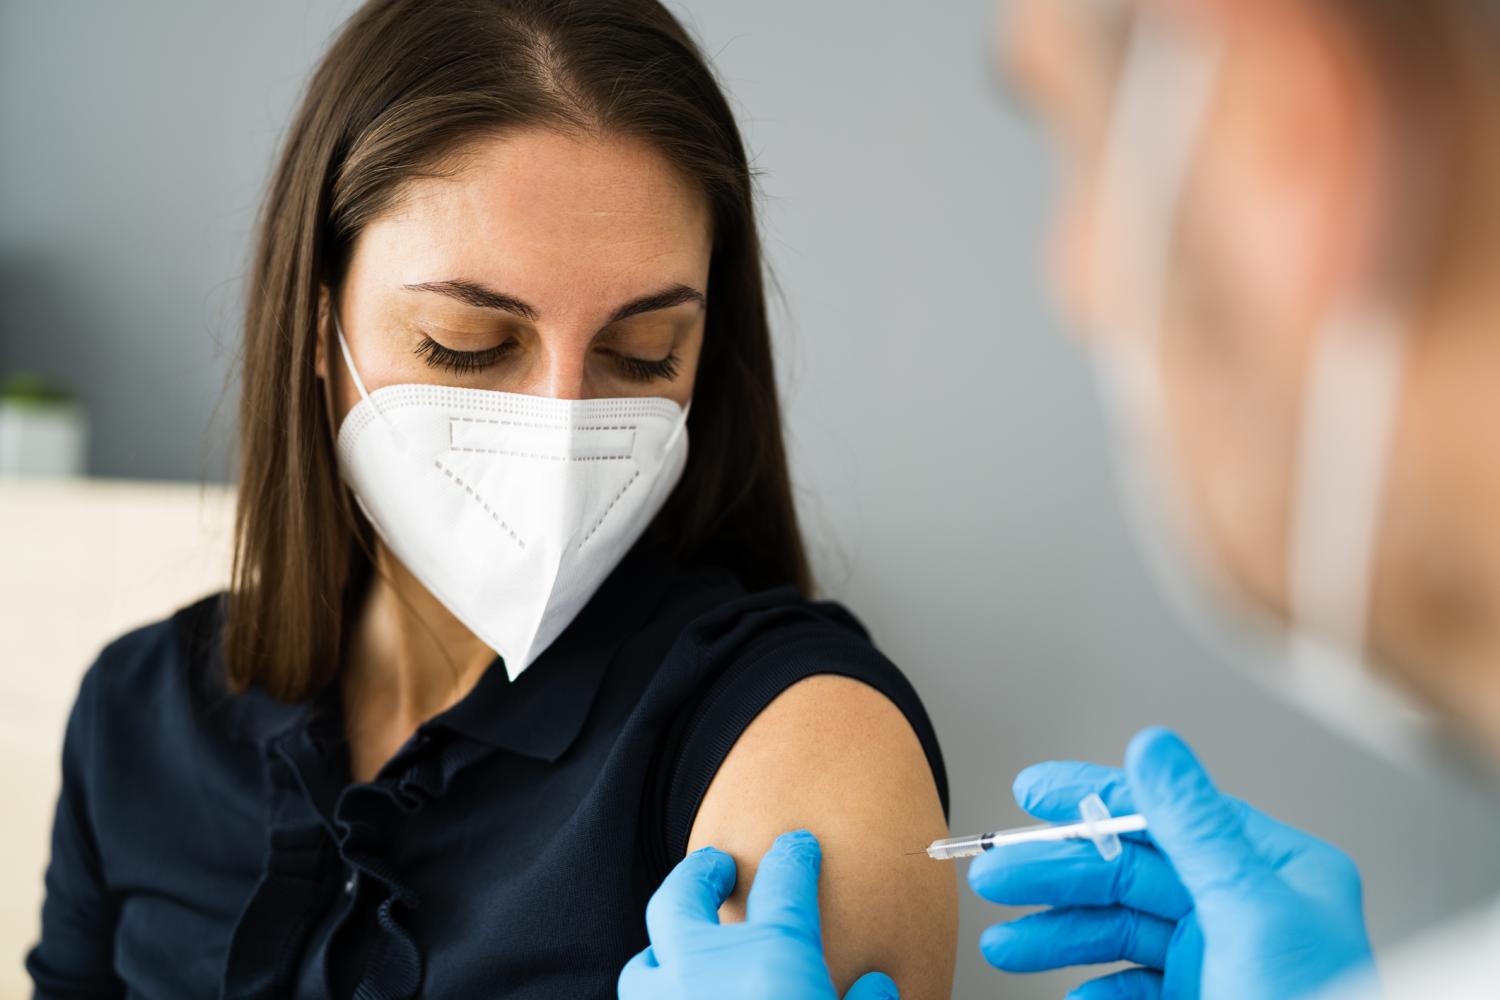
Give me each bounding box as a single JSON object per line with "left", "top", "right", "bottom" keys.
{"left": 27, "top": 543, "right": 948, "bottom": 998}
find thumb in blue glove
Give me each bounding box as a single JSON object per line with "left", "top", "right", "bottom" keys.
{"left": 968, "top": 727, "right": 1376, "bottom": 999}
{"left": 618, "top": 829, "right": 899, "bottom": 1000}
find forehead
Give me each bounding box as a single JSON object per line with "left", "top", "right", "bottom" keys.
{"left": 353, "top": 129, "right": 713, "bottom": 300}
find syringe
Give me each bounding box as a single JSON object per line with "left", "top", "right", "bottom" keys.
{"left": 911, "top": 793, "right": 1147, "bottom": 862}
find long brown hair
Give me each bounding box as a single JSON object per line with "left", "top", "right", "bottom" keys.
{"left": 229, "top": 0, "right": 809, "bottom": 702}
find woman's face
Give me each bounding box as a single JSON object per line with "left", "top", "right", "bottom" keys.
{"left": 319, "top": 129, "right": 712, "bottom": 420}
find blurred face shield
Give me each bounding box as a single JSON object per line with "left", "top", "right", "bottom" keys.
{"left": 1081, "top": 2, "right": 1462, "bottom": 773}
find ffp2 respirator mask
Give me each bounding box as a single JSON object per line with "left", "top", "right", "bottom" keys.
{"left": 332, "top": 312, "right": 689, "bottom": 680}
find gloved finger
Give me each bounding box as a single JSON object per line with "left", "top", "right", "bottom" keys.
{"left": 745, "top": 829, "right": 825, "bottom": 946}
{"left": 1161, "top": 915, "right": 1203, "bottom": 998}
{"left": 979, "top": 906, "right": 1176, "bottom": 973}
{"left": 1125, "top": 728, "right": 1273, "bottom": 904}
{"left": 1012, "top": 761, "right": 1138, "bottom": 826}
{"left": 842, "top": 970, "right": 900, "bottom": 1000}
{"left": 967, "top": 839, "right": 1191, "bottom": 920}
{"left": 644, "top": 846, "right": 737, "bottom": 963}
{"left": 616, "top": 946, "right": 658, "bottom": 998}
{"left": 1065, "top": 967, "right": 1164, "bottom": 1000}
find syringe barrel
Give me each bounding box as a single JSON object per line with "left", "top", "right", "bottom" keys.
{"left": 923, "top": 834, "right": 996, "bottom": 861}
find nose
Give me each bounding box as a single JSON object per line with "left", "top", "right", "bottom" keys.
{"left": 530, "top": 345, "right": 589, "bottom": 401}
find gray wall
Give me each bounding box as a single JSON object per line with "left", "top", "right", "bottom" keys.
{"left": 5, "top": 2, "right": 1499, "bottom": 998}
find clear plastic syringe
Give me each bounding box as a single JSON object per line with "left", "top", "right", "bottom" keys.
{"left": 912, "top": 793, "right": 1147, "bottom": 862}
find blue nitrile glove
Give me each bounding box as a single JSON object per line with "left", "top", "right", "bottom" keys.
{"left": 967, "top": 727, "right": 1375, "bottom": 1000}
{"left": 618, "top": 829, "right": 898, "bottom": 1000}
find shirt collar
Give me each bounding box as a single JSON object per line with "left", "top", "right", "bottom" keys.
{"left": 413, "top": 538, "right": 675, "bottom": 762}
{"left": 223, "top": 539, "right": 674, "bottom": 760}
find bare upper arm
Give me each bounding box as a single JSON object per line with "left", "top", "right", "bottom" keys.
{"left": 685, "top": 674, "right": 957, "bottom": 1000}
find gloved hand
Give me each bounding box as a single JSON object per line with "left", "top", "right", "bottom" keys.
{"left": 618, "top": 829, "right": 898, "bottom": 1000}
{"left": 968, "top": 727, "right": 1376, "bottom": 999}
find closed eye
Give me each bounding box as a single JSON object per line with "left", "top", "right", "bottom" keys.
{"left": 600, "top": 348, "right": 682, "bottom": 383}
{"left": 414, "top": 336, "right": 518, "bottom": 375}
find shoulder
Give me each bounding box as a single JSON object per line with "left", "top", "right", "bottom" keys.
{"left": 640, "top": 582, "right": 959, "bottom": 995}
{"left": 690, "top": 673, "right": 946, "bottom": 855}
{"left": 74, "top": 593, "right": 243, "bottom": 755}
{"left": 649, "top": 585, "right": 949, "bottom": 858}
{"left": 85, "top": 593, "right": 225, "bottom": 703}
{"left": 89, "top": 592, "right": 221, "bottom": 684}
{"left": 682, "top": 653, "right": 958, "bottom": 998}
{"left": 669, "top": 581, "right": 886, "bottom": 669}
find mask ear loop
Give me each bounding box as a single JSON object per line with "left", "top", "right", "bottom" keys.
{"left": 1284, "top": 297, "right": 1435, "bottom": 767}
{"left": 328, "top": 306, "right": 458, "bottom": 662}
{"left": 320, "top": 303, "right": 386, "bottom": 647}
{"left": 1280, "top": 51, "right": 1457, "bottom": 770}
{"left": 1088, "top": 11, "right": 1231, "bottom": 628}
{"left": 332, "top": 308, "right": 409, "bottom": 449}
{"left": 333, "top": 308, "right": 376, "bottom": 404}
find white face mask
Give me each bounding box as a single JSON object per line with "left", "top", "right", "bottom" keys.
{"left": 1089, "top": 11, "right": 1457, "bottom": 773}
{"left": 332, "top": 312, "right": 690, "bottom": 681}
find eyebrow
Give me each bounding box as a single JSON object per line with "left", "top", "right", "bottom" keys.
{"left": 402, "top": 280, "right": 705, "bottom": 325}
{"left": 403, "top": 280, "right": 539, "bottom": 320}
{"left": 608, "top": 284, "right": 705, "bottom": 323}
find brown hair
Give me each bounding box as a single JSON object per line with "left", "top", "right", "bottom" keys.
{"left": 229, "top": 0, "right": 810, "bottom": 702}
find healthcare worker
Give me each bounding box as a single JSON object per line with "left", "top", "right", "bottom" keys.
{"left": 619, "top": 0, "right": 1500, "bottom": 997}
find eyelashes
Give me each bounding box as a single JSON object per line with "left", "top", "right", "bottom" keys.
{"left": 413, "top": 337, "right": 517, "bottom": 376}
{"left": 413, "top": 335, "right": 682, "bottom": 384}
{"left": 606, "top": 350, "right": 682, "bottom": 383}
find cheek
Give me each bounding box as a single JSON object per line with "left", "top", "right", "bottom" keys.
{"left": 322, "top": 324, "right": 398, "bottom": 432}
{"left": 1192, "top": 144, "right": 1327, "bottom": 338}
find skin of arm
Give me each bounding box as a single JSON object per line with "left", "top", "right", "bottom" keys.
{"left": 685, "top": 675, "right": 958, "bottom": 1000}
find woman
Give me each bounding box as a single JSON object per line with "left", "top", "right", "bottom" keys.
{"left": 25, "top": 1, "right": 956, "bottom": 997}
